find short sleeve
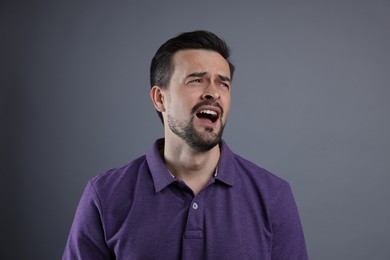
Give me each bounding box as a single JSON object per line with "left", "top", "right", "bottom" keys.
{"left": 270, "top": 182, "right": 308, "bottom": 260}
{"left": 62, "top": 180, "right": 112, "bottom": 260}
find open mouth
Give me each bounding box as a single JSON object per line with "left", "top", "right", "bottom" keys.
{"left": 196, "top": 109, "right": 219, "bottom": 123}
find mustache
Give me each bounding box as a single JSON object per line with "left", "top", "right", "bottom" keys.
{"left": 191, "top": 101, "right": 223, "bottom": 117}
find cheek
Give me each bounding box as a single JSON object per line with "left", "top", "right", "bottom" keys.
{"left": 173, "top": 91, "right": 198, "bottom": 109}
{"left": 222, "top": 95, "right": 231, "bottom": 114}
{"left": 168, "top": 96, "right": 192, "bottom": 116}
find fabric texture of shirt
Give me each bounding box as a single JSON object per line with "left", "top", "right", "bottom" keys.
{"left": 63, "top": 139, "right": 308, "bottom": 260}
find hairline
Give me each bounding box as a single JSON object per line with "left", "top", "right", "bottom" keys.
{"left": 161, "top": 48, "right": 233, "bottom": 90}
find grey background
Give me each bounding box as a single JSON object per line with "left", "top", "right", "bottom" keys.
{"left": 1, "top": 0, "right": 390, "bottom": 259}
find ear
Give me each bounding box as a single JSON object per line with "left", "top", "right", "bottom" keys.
{"left": 150, "top": 86, "right": 166, "bottom": 112}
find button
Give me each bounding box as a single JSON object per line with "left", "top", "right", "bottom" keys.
{"left": 192, "top": 202, "right": 198, "bottom": 210}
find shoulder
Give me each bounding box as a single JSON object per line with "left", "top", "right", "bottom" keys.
{"left": 230, "top": 153, "right": 291, "bottom": 206}
{"left": 88, "top": 155, "right": 150, "bottom": 201}
{"left": 93, "top": 155, "right": 147, "bottom": 182}
{"left": 219, "top": 141, "right": 290, "bottom": 201}
{"left": 233, "top": 153, "right": 288, "bottom": 187}
{"left": 219, "top": 140, "right": 286, "bottom": 188}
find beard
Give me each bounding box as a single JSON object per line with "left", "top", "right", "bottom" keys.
{"left": 167, "top": 113, "right": 225, "bottom": 152}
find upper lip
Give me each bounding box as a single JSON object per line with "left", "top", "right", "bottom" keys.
{"left": 195, "top": 105, "right": 222, "bottom": 118}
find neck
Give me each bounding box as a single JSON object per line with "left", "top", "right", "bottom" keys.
{"left": 163, "top": 134, "right": 221, "bottom": 195}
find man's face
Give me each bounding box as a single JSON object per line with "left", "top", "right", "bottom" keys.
{"left": 163, "top": 49, "right": 231, "bottom": 151}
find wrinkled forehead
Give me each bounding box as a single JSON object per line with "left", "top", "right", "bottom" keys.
{"left": 172, "top": 49, "right": 231, "bottom": 78}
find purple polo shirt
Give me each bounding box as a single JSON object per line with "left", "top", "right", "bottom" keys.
{"left": 63, "top": 139, "right": 308, "bottom": 259}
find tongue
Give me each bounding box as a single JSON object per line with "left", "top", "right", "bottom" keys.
{"left": 197, "top": 113, "right": 216, "bottom": 123}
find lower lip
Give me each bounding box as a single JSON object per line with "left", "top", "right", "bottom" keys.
{"left": 196, "top": 117, "right": 219, "bottom": 127}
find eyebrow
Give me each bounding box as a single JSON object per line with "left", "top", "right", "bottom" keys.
{"left": 186, "top": 72, "right": 231, "bottom": 82}
{"left": 186, "top": 72, "right": 208, "bottom": 79}
{"left": 218, "top": 74, "right": 231, "bottom": 83}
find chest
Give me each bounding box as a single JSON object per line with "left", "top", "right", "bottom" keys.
{"left": 104, "top": 183, "right": 273, "bottom": 259}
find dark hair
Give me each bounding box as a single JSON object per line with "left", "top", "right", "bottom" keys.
{"left": 150, "top": 30, "right": 235, "bottom": 124}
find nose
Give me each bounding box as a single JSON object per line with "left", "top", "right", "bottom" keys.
{"left": 201, "top": 83, "right": 220, "bottom": 100}
{"left": 202, "top": 93, "right": 216, "bottom": 100}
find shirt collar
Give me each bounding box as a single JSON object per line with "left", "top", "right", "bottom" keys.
{"left": 214, "top": 139, "right": 236, "bottom": 186}
{"left": 146, "top": 139, "right": 176, "bottom": 193}
{"left": 146, "top": 138, "right": 237, "bottom": 193}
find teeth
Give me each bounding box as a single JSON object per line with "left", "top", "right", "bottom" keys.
{"left": 200, "top": 110, "right": 217, "bottom": 115}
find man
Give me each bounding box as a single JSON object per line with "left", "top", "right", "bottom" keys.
{"left": 63, "top": 30, "right": 308, "bottom": 259}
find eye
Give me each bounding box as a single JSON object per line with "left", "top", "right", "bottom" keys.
{"left": 220, "top": 82, "right": 230, "bottom": 89}
{"left": 188, "top": 78, "right": 203, "bottom": 85}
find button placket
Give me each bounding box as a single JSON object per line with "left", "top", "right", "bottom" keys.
{"left": 183, "top": 195, "right": 204, "bottom": 239}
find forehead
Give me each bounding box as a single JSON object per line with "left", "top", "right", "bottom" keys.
{"left": 172, "top": 49, "right": 230, "bottom": 77}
